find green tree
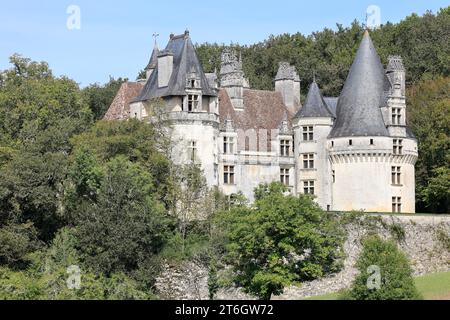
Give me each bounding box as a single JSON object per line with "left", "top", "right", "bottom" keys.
{"left": 82, "top": 77, "right": 126, "bottom": 120}
{"left": 69, "top": 118, "right": 173, "bottom": 208}
{"left": 407, "top": 77, "right": 450, "bottom": 213}
{"left": 74, "top": 157, "right": 172, "bottom": 279}
{"left": 218, "top": 182, "right": 344, "bottom": 299}
{"left": 0, "top": 55, "right": 93, "bottom": 241}
{"left": 342, "top": 235, "right": 422, "bottom": 300}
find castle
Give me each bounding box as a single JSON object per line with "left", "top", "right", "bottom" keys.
{"left": 105, "top": 30, "right": 418, "bottom": 213}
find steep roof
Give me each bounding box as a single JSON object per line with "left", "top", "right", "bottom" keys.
{"left": 144, "top": 45, "right": 159, "bottom": 71}
{"left": 295, "top": 82, "right": 334, "bottom": 118}
{"left": 135, "top": 32, "right": 216, "bottom": 101}
{"left": 219, "top": 89, "right": 293, "bottom": 152}
{"left": 329, "top": 31, "right": 389, "bottom": 138}
{"left": 324, "top": 97, "right": 338, "bottom": 117}
{"left": 104, "top": 82, "right": 144, "bottom": 120}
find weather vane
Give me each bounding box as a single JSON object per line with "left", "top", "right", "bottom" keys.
{"left": 152, "top": 32, "right": 159, "bottom": 45}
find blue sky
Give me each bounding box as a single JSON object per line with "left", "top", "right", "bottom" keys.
{"left": 0, "top": 0, "right": 448, "bottom": 87}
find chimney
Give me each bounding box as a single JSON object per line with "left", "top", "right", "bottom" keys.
{"left": 158, "top": 50, "right": 173, "bottom": 88}
{"left": 274, "top": 62, "right": 301, "bottom": 113}
{"left": 386, "top": 55, "right": 406, "bottom": 98}
{"left": 220, "top": 48, "right": 246, "bottom": 110}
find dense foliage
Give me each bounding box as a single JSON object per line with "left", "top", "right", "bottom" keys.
{"left": 217, "top": 183, "right": 345, "bottom": 300}
{"left": 342, "top": 236, "right": 422, "bottom": 300}
{"left": 196, "top": 8, "right": 450, "bottom": 97}
{"left": 407, "top": 77, "right": 450, "bottom": 213}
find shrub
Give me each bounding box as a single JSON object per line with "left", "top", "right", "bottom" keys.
{"left": 218, "top": 182, "right": 345, "bottom": 300}
{"left": 343, "top": 235, "right": 422, "bottom": 300}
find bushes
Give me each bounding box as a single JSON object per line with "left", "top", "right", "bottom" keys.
{"left": 0, "top": 267, "right": 154, "bottom": 300}
{"left": 342, "top": 235, "right": 422, "bottom": 300}
{"left": 0, "top": 223, "right": 41, "bottom": 268}
{"left": 218, "top": 183, "right": 345, "bottom": 300}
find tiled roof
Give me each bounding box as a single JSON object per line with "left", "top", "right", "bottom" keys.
{"left": 103, "top": 82, "right": 144, "bottom": 120}
{"left": 134, "top": 32, "right": 216, "bottom": 101}
{"left": 219, "top": 89, "right": 293, "bottom": 151}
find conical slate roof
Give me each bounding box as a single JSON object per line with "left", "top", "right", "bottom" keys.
{"left": 135, "top": 32, "right": 217, "bottom": 101}
{"left": 329, "top": 31, "right": 389, "bottom": 138}
{"left": 295, "top": 81, "right": 334, "bottom": 118}
{"left": 144, "top": 45, "right": 159, "bottom": 71}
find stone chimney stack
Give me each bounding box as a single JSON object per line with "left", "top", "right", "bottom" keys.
{"left": 157, "top": 48, "right": 174, "bottom": 88}
{"left": 220, "top": 49, "right": 247, "bottom": 110}
{"left": 386, "top": 56, "right": 406, "bottom": 98}
{"left": 275, "top": 62, "right": 301, "bottom": 113}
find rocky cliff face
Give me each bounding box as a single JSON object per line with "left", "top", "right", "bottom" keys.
{"left": 155, "top": 215, "right": 450, "bottom": 300}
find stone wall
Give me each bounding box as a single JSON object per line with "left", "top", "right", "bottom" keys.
{"left": 155, "top": 214, "right": 450, "bottom": 300}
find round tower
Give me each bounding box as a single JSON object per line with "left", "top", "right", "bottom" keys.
{"left": 328, "top": 31, "right": 418, "bottom": 213}
{"left": 293, "top": 81, "right": 334, "bottom": 210}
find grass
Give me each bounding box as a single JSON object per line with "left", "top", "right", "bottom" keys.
{"left": 305, "top": 271, "right": 450, "bottom": 300}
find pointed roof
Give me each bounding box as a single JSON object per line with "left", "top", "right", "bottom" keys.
{"left": 329, "top": 31, "right": 389, "bottom": 138}
{"left": 135, "top": 32, "right": 217, "bottom": 102}
{"left": 144, "top": 45, "right": 159, "bottom": 71}
{"left": 104, "top": 82, "right": 145, "bottom": 121}
{"left": 295, "top": 81, "right": 334, "bottom": 118}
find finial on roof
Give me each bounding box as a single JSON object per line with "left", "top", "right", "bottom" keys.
{"left": 184, "top": 29, "right": 190, "bottom": 38}
{"left": 152, "top": 32, "right": 159, "bottom": 47}
{"left": 313, "top": 71, "right": 316, "bottom": 83}
{"left": 170, "top": 33, "right": 174, "bottom": 40}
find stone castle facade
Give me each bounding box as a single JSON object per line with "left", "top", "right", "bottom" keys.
{"left": 105, "top": 30, "right": 418, "bottom": 213}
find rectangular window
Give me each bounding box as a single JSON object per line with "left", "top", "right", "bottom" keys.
{"left": 303, "top": 154, "right": 315, "bottom": 169}
{"left": 392, "top": 197, "right": 402, "bottom": 213}
{"left": 370, "top": 139, "right": 374, "bottom": 145}
{"left": 223, "top": 136, "right": 235, "bottom": 154}
{"left": 303, "top": 126, "right": 314, "bottom": 141}
{"left": 280, "top": 140, "right": 291, "bottom": 157}
{"left": 187, "top": 94, "right": 199, "bottom": 112}
{"left": 393, "top": 139, "right": 403, "bottom": 155}
{"left": 392, "top": 108, "right": 402, "bottom": 125}
{"left": 223, "top": 165, "right": 235, "bottom": 185}
{"left": 280, "top": 168, "right": 290, "bottom": 186}
{"left": 332, "top": 170, "right": 336, "bottom": 183}
{"left": 349, "top": 139, "right": 353, "bottom": 146}
{"left": 392, "top": 166, "right": 401, "bottom": 185}
{"left": 188, "top": 141, "right": 197, "bottom": 162}
{"left": 303, "top": 181, "right": 315, "bottom": 195}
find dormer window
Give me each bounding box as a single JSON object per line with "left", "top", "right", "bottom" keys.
{"left": 187, "top": 94, "right": 199, "bottom": 112}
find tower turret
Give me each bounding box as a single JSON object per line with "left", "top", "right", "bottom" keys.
{"left": 294, "top": 81, "right": 334, "bottom": 209}
{"left": 327, "top": 31, "right": 417, "bottom": 213}
{"left": 144, "top": 40, "right": 159, "bottom": 80}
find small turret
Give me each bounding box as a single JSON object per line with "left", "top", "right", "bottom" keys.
{"left": 144, "top": 36, "right": 160, "bottom": 80}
